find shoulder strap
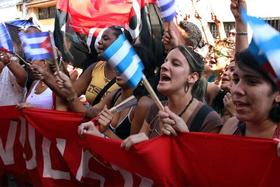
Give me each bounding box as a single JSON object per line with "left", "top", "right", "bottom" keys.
{"left": 91, "top": 77, "right": 116, "bottom": 106}
{"left": 110, "top": 89, "right": 122, "bottom": 107}
{"left": 189, "top": 104, "right": 212, "bottom": 132}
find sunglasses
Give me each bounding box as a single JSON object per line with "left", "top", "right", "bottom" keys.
{"left": 229, "top": 32, "right": 236, "bottom": 36}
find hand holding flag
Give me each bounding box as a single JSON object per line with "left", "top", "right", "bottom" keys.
{"left": 102, "top": 34, "right": 163, "bottom": 110}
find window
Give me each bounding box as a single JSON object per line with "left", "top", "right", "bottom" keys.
{"left": 38, "top": 6, "right": 56, "bottom": 20}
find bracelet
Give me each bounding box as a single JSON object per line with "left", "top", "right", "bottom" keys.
{"left": 236, "top": 32, "right": 248, "bottom": 35}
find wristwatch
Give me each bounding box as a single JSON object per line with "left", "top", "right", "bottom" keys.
{"left": 10, "top": 56, "right": 19, "bottom": 62}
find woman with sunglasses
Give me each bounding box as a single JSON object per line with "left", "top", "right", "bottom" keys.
{"left": 121, "top": 46, "right": 222, "bottom": 150}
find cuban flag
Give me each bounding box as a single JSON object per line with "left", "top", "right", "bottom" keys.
{"left": 102, "top": 34, "right": 144, "bottom": 88}
{"left": 241, "top": 10, "right": 280, "bottom": 88}
{"left": 0, "top": 23, "right": 14, "bottom": 53}
{"left": 20, "top": 31, "right": 53, "bottom": 61}
{"left": 157, "top": 0, "right": 177, "bottom": 22}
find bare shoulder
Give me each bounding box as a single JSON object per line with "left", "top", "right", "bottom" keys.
{"left": 137, "top": 96, "right": 154, "bottom": 108}
{"left": 219, "top": 117, "right": 239, "bottom": 135}
{"left": 206, "top": 82, "right": 221, "bottom": 105}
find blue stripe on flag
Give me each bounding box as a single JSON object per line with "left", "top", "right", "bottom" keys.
{"left": 241, "top": 9, "right": 280, "bottom": 81}
{"left": 0, "top": 23, "right": 14, "bottom": 52}
{"left": 127, "top": 63, "right": 143, "bottom": 88}
{"left": 20, "top": 31, "right": 53, "bottom": 61}
{"left": 159, "top": 0, "right": 175, "bottom": 12}
{"left": 103, "top": 34, "right": 126, "bottom": 64}
{"left": 103, "top": 34, "right": 144, "bottom": 88}
{"left": 157, "top": 0, "right": 176, "bottom": 22}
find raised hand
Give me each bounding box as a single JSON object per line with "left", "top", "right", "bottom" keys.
{"left": 55, "top": 71, "right": 77, "bottom": 101}
{"left": 223, "top": 92, "right": 236, "bottom": 116}
{"left": 230, "top": 0, "right": 247, "bottom": 21}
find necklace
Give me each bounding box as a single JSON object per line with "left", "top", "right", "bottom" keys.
{"left": 178, "top": 96, "right": 194, "bottom": 117}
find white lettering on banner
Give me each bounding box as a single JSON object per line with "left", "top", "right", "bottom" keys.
{"left": 111, "top": 165, "right": 154, "bottom": 187}
{"left": 26, "top": 123, "right": 37, "bottom": 169}
{"left": 19, "top": 118, "right": 37, "bottom": 170}
{"left": 42, "top": 137, "right": 71, "bottom": 180}
{"left": 137, "top": 174, "right": 154, "bottom": 187}
{"left": 112, "top": 164, "right": 133, "bottom": 187}
{"left": 0, "top": 120, "right": 17, "bottom": 165}
{"left": 56, "top": 138, "right": 66, "bottom": 155}
{"left": 76, "top": 149, "right": 105, "bottom": 186}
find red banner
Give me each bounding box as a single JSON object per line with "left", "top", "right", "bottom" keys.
{"left": 0, "top": 106, "right": 280, "bottom": 186}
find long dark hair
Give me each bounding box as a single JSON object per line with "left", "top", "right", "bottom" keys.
{"left": 177, "top": 45, "right": 206, "bottom": 102}
{"left": 108, "top": 25, "right": 134, "bottom": 44}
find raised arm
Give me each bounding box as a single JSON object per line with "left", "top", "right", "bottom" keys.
{"left": 0, "top": 52, "right": 27, "bottom": 87}
{"left": 211, "top": 13, "right": 226, "bottom": 40}
{"left": 231, "top": 0, "right": 248, "bottom": 52}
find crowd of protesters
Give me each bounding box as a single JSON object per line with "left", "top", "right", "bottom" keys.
{"left": 1, "top": 0, "right": 280, "bottom": 184}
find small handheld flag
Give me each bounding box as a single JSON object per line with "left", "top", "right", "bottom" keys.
{"left": 241, "top": 10, "right": 280, "bottom": 88}
{"left": 103, "top": 34, "right": 144, "bottom": 88}
{"left": 0, "top": 23, "right": 14, "bottom": 53}
{"left": 157, "top": 0, "right": 177, "bottom": 22}
{"left": 20, "top": 31, "right": 53, "bottom": 61}
{"left": 102, "top": 34, "right": 164, "bottom": 110}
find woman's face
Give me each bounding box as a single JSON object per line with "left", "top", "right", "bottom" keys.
{"left": 115, "top": 72, "right": 129, "bottom": 88}
{"left": 97, "top": 28, "right": 118, "bottom": 57}
{"left": 231, "top": 65, "right": 278, "bottom": 123}
{"left": 157, "top": 48, "right": 191, "bottom": 96}
{"left": 220, "top": 60, "right": 235, "bottom": 91}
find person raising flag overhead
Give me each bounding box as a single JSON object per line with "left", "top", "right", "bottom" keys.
{"left": 0, "top": 23, "right": 27, "bottom": 106}
{"left": 18, "top": 31, "right": 68, "bottom": 111}
{"left": 20, "top": 31, "right": 54, "bottom": 61}
{"left": 54, "top": 0, "right": 162, "bottom": 69}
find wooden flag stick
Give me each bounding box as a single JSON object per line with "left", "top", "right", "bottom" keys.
{"left": 49, "top": 31, "right": 60, "bottom": 72}
{"left": 142, "top": 75, "right": 164, "bottom": 110}
{"left": 109, "top": 95, "right": 137, "bottom": 113}
{"left": 14, "top": 53, "right": 31, "bottom": 67}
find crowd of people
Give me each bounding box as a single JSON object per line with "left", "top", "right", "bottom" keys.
{"left": 1, "top": 0, "right": 280, "bottom": 183}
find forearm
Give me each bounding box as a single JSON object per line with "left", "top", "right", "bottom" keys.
{"left": 235, "top": 20, "right": 248, "bottom": 53}
{"left": 7, "top": 62, "right": 27, "bottom": 87}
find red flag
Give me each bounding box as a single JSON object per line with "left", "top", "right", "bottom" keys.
{"left": 53, "top": 0, "right": 163, "bottom": 69}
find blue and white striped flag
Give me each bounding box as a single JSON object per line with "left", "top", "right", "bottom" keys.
{"left": 241, "top": 10, "right": 280, "bottom": 88}
{"left": 103, "top": 34, "right": 144, "bottom": 88}
{"left": 20, "top": 31, "right": 53, "bottom": 61}
{"left": 0, "top": 23, "right": 14, "bottom": 53}
{"left": 157, "top": 0, "right": 177, "bottom": 22}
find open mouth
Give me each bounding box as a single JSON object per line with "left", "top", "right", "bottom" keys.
{"left": 160, "top": 74, "right": 171, "bottom": 82}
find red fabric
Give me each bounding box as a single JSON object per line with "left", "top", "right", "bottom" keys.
{"left": 56, "top": 0, "right": 149, "bottom": 35}
{"left": 0, "top": 106, "right": 280, "bottom": 186}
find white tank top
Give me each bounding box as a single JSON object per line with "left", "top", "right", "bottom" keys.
{"left": 26, "top": 81, "right": 53, "bottom": 109}
{"left": 0, "top": 66, "right": 26, "bottom": 106}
